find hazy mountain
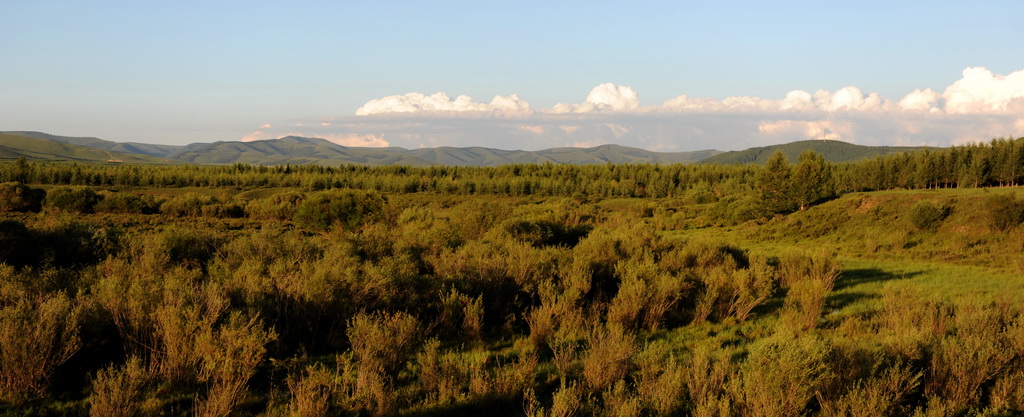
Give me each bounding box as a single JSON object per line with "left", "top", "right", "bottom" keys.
{"left": 4, "top": 131, "right": 184, "bottom": 158}
{"left": 1, "top": 132, "right": 930, "bottom": 167}
{"left": 163, "top": 136, "right": 719, "bottom": 166}
{"left": 0, "top": 133, "right": 176, "bottom": 164}
{"left": 699, "top": 139, "right": 930, "bottom": 165}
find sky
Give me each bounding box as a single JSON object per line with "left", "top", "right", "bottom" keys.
{"left": 2, "top": 0, "right": 1023, "bottom": 151}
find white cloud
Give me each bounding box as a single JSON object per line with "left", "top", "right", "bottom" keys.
{"left": 246, "top": 66, "right": 1024, "bottom": 152}
{"left": 943, "top": 67, "right": 1024, "bottom": 113}
{"left": 323, "top": 133, "right": 389, "bottom": 147}
{"left": 898, "top": 89, "right": 941, "bottom": 112}
{"left": 519, "top": 125, "right": 545, "bottom": 134}
{"left": 241, "top": 131, "right": 265, "bottom": 142}
{"left": 551, "top": 83, "right": 641, "bottom": 113}
{"left": 354, "top": 92, "right": 531, "bottom": 115}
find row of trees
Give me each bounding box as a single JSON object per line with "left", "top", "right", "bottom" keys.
{"left": 2, "top": 138, "right": 1022, "bottom": 202}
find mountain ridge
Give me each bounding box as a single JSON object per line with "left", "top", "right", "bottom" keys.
{"left": 1, "top": 131, "right": 932, "bottom": 167}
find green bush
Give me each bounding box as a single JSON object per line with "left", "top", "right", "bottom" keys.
{"left": 160, "top": 193, "right": 220, "bottom": 217}
{"left": 983, "top": 194, "right": 1024, "bottom": 232}
{"left": 0, "top": 182, "right": 45, "bottom": 213}
{"left": 908, "top": 200, "right": 949, "bottom": 231}
{"left": 244, "top": 191, "right": 304, "bottom": 220}
{"left": 293, "top": 189, "right": 386, "bottom": 231}
{"left": 161, "top": 193, "right": 243, "bottom": 218}
{"left": 45, "top": 186, "right": 101, "bottom": 213}
{"left": 95, "top": 192, "right": 162, "bottom": 214}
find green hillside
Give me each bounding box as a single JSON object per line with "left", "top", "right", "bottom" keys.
{"left": 2, "top": 131, "right": 937, "bottom": 167}
{"left": 3, "top": 131, "right": 184, "bottom": 158}
{"left": 700, "top": 139, "right": 928, "bottom": 165}
{"left": 170, "top": 136, "right": 434, "bottom": 166}
{"left": 170, "top": 137, "right": 720, "bottom": 166}
{"left": 0, "top": 133, "right": 175, "bottom": 164}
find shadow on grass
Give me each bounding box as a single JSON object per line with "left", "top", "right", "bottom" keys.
{"left": 402, "top": 396, "right": 522, "bottom": 417}
{"left": 753, "top": 267, "right": 922, "bottom": 319}
{"left": 827, "top": 268, "right": 923, "bottom": 312}
{"left": 834, "top": 268, "right": 920, "bottom": 292}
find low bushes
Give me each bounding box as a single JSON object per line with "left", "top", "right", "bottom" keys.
{"left": 0, "top": 182, "right": 45, "bottom": 213}
{"left": 984, "top": 193, "right": 1024, "bottom": 232}
{"left": 908, "top": 200, "right": 950, "bottom": 231}
{"left": 293, "top": 189, "right": 386, "bottom": 231}
{"left": 45, "top": 186, "right": 101, "bottom": 213}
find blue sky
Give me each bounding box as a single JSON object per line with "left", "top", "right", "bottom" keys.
{"left": 2, "top": 1, "right": 1023, "bottom": 150}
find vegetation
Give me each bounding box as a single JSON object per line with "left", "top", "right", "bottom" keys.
{"left": 0, "top": 137, "right": 1023, "bottom": 415}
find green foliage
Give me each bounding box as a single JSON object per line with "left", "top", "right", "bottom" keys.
{"left": 4, "top": 153, "right": 1024, "bottom": 415}
{"left": 161, "top": 193, "right": 243, "bottom": 218}
{"left": 0, "top": 292, "right": 81, "bottom": 404}
{"left": 293, "top": 189, "right": 386, "bottom": 231}
{"left": 244, "top": 190, "right": 304, "bottom": 220}
{"left": 756, "top": 151, "right": 796, "bottom": 216}
{"left": 701, "top": 139, "right": 926, "bottom": 165}
{"left": 908, "top": 200, "right": 950, "bottom": 231}
{"left": 731, "top": 333, "right": 832, "bottom": 417}
{"left": 793, "top": 150, "right": 832, "bottom": 210}
{"left": 45, "top": 186, "right": 101, "bottom": 213}
{"left": 0, "top": 182, "right": 46, "bottom": 212}
{"left": 95, "top": 191, "right": 162, "bottom": 214}
{"left": 983, "top": 193, "right": 1024, "bottom": 232}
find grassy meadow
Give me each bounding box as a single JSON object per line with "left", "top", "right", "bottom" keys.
{"left": 1, "top": 146, "right": 1024, "bottom": 416}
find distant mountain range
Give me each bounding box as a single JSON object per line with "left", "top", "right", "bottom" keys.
{"left": 699, "top": 139, "right": 931, "bottom": 165}
{"left": 0, "top": 131, "right": 930, "bottom": 167}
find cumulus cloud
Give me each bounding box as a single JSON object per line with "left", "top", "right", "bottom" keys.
{"left": 551, "top": 83, "right": 641, "bottom": 113}
{"left": 943, "top": 67, "right": 1024, "bottom": 113}
{"left": 899, "top": 89, "right": 941, "bottom": 112}
{"left": 355, "top": 92, "right": 531, "bottom": 115}
{"left": 247, "top": 67, "right": 1024, "bottom": 152}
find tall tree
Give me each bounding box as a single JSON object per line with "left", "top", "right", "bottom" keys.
{"left": 756, "top": 151, "right": 795, "bottom": 215}
{"left": 792, "top": 150, "right": 831, "bottom": 210}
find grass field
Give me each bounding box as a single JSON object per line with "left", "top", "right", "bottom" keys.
{"left": 2, "top": 176, "right": 1024, "bottom": 416}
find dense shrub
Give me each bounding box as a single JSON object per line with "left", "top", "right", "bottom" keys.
{"left": 983, "top": 193, "right": 1024, "bottom": 232}
{"left": 908, "top": 200, "right": 950, "bottom": 231}
{"left": 244, "top": 191, "right": 304, "bottom": 220}
{"left": 293, "top": 189, "right": 387, "bottom": 231}
{"left": 44, "top": 186, "right": 101, "bottom": 213}
{"left": 0, "top": 292, "right": 81, "bottom": 404}
{"left": 95, "top": 191, "right": 162, "bottom": 214}
{"left": 161, "top": 193, "right": 243, "bottom": 218}
{"left": 0, "top": 182, "right": 45, "bottom": 212}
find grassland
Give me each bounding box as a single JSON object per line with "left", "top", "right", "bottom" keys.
{"left": 2, "top": 156, "right": 1024, "bottom": 416}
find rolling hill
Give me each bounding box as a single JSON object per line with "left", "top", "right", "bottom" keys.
{"left": 0, "top": 133, "right": 176, "bottom": 164}
{"left": 171, "top": 139, "right": 720, "bottom": 166}
{"left": 0, "top": 131, "right": 932, "bottom": 167}
{"left": 699, "top": 139, "right": 929, "bottom": 165}
{"left": 3, "top": 131, "right": 184, "bottom": 158}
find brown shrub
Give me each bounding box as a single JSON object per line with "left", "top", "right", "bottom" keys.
{"left": 581, "top": 325, "right": 635, "bottom": 393}
{"left": 729, "top": 333, "right": 831, "bottom": 417}
{"left": 195, "top": 314, "right": 276, "bottom": 417}
{"left": 778, "top": 249, "right": 841, "bottom": 290}
{"left": 817, "top": 361, "right": 921, "bottom": 417}
{"left": 924, "top": 306, "right": 1014, "bottom": 413}
{"left": 347, "top": 311, "right": 421, "bottom": 415}
{"left": 287, "top": 364, "right": 335, "bottom": 417}
{"left": 781, "top": 278, "right": 829, "bottom": 331}
{"left": 89, "top": 356, "right": 153, "bottom": 417}
{"left": 0, "top": 292, "right": 80, "bottom": 403}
